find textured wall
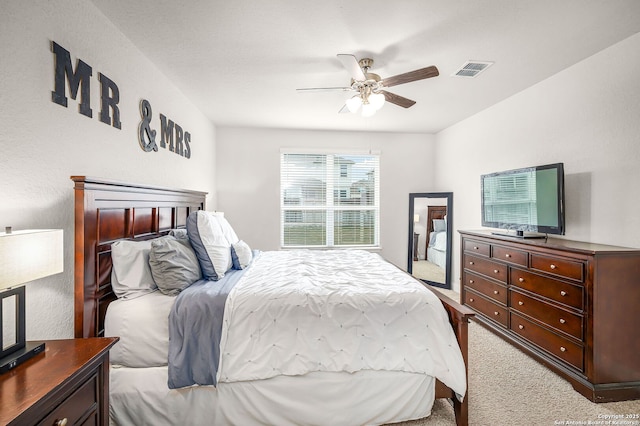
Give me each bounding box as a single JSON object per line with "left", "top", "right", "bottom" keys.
{"left": 0, "top": 0, "right": 217, "bottom": 339}
{"left": 215, "top": 127, "right": 436, "bottom": 270}
{"left": 435, "top": 33, "right": 640, "bottom": 291}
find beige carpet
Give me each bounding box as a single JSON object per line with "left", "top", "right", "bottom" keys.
{"left": 391, "top": 290, "right": 640, "bottom": 425}
{"left": 412, "top": 260, "right": 446, "bottom": 284}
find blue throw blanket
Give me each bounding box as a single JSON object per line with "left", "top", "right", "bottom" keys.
{"left": 167, "top": 252, "right": 259, "bottom": 389}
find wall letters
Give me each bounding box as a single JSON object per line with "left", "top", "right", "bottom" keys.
{"left": 159, "top": 114, "right": 191, "bottom": 158}
{"left": 51, "top": 41, "right": 121, "bottom": 129}
{"left": 140, "top": 101, "right": 191, "bottom": 158}
{"left": 50, "top": 40, "right": 192, "bottom": 159}
{"left": 51, "top": 41, "right": 93, "bottom": 118}
{"left": 98, "top": 73, "right": 121, "bottom": 128}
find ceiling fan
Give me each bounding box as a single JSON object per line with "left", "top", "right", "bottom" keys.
{"left": 296, "top": 54, "right": 439, "bottom": 116}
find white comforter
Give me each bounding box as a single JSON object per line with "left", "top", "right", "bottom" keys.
{"left": 217, "top": 249, "right": 466, "bottom": 399}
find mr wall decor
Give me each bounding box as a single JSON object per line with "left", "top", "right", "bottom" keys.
{"left": 50, "top": 41, "right": 192, "bottom": 159}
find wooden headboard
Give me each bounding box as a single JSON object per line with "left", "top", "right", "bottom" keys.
{"left": 72, "top": 176, "right": 207, "bottom": 338}
{"left": 426, "top": 205, "right": 447, "bottom": 235}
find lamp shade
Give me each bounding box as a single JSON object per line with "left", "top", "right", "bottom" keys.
{"left": 414, "top": 214, "right": 420, "bottom": 223}
{"left": 361, "top": 102, "right": 376, "bottom": 117}
{"left": 0, "top": 229, "right": 63, "bottom": 290}
{"left": 345, "top": 96, "right": 362, "bottom": 113}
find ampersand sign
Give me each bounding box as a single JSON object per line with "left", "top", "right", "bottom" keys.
{"left": 138, "top": 99, "right": 158, "bottom": 152}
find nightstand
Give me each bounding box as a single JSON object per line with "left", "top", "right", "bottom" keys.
{"left": 0, "top": 337, "right": 118, "bottom": 425}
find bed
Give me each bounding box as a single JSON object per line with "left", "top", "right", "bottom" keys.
{"left": 426, "top": 205, "right": 448, "bottom": 270}
{"left": 72, "top": 176, "right": 474, "bottom": 426}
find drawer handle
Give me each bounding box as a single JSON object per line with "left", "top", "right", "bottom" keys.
{"left": 55, "top": 419, "right": 68, "bottom": 426}
{"left": 469, "top": 261, "right": 475, "bottom": 265}
{"left": 469, "top": 298, "right": 474, "bottom": 302}
{"left": 550, "top": 264, "right": 557, "bottom": 270}
{"left": 494, "top": 311, "right": 500, "bottom": 316}
{"left": 505, "top": 253, "right": 511, "bottom": 258}
{"left": 518, "top": 277, "right": 525, "bottom": 283}
{"left": 473, "top": 246, "right": 479, "bottom": 250}
{"left": 493, "top": 269, "right": 499, "bottom": 274}
{"left": 560, "top": 291, "right": 567, "bottom": 296}
{"left": 469, "top": 279, "right": 474, "bottom": 284}
{"left": 518, "top": 324, "right": 524, "bottom": 330}
{"left": 493, "top": 290, "right": 499, "bottom": 295}
{"left": 560, "top": 346, "right": 566, "bottom": 352}
{"left": 559, "top": 318, "right": 566, "bottom": 324}
{"left": 518, "top": 301, "right": 524, "bottom": 306}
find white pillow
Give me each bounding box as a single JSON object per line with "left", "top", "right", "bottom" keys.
{"left": 433, "top": 219, "right": 447, "bottom": 232}
{"left": 111, "top": 240, "right": 157, "bottom": 299}
{"left": 212, "top": 212, "right": 239, "bottom": 244}
{"left": 231, "top": 240, "right": 253, "bottom": 269}
{"left": 187, "top": 211, "right": 232, "bottom": 280}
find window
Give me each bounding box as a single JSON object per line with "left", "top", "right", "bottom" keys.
{"left": 281, "top": 152, "right": 380, "bottom": 248}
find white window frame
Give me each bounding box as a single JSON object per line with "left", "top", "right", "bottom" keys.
{"left": 280, "top": 149, "right": 380, "bottom": 249}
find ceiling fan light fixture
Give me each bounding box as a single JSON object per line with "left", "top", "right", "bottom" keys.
{"left": 346, "top": 96, "right": 362, "bottom": 113}
{"left": 369, "top": 92, "right": 385, "bottom": 110}
{"left": 361, "top": 102, "right": 376, "bottom": 117}
{"left": 298, "top": 53, "right": 437, "bottom": 115}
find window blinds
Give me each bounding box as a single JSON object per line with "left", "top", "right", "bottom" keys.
{"left": 280, "top": 152, "right": 380, "bottom": 248}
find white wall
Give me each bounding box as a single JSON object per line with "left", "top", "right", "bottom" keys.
{"left": 435, "top": 33, "right": 640, "bottom": 292}
{"left": 4, "top": 1, "right": 637, "bottom": 339}
{"left": 0, "top": 0, "right": 217, "bottom": 339}
{"left": 215, "top": 127, "right": 436, "bottom": 269}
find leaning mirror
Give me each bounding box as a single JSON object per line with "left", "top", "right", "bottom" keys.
{"left": 407, "top": 192, "right": 453, "bottom": 289}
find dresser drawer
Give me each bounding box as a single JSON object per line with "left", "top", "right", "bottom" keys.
{"left": 509, "top": 290, "right": 583, "bottom": 340}
{"left": 463, "top": 271, "right": 507, "bottom": 304}
{"left": 510, "top": 267, "right": 583, "bottom": 310}
{"left": 491, "top": 245, "right": 528, "bottom": 267}
{"left": 510, "top": 312, "right": 583, "bottom": 371}
{"left": 530, "top": 253, "right": 584, "bottom": 282}
{"left": 464, "top": 289, "right": 508, "bottom": 328}
{"left": 463, "top": 254, "right": 507, "bottom": 283}
{"left": 39, "top": 371, "right": 99, "bottom": 426}
{"left": 464, "top": 239, "right": 490, "bottom": 257}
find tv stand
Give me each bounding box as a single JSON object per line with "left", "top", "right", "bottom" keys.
{"left": 460, "top": 230, "right": 640, "bottom": 402}
{"left": 491, "top": 230, "right": 546, "bottom": 239}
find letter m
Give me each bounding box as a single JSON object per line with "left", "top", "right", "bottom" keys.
{"left": 51, "top": 41, "right": 92, "bottom": 118}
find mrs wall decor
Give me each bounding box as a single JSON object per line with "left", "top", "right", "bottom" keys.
{"left": 138, "top": 99, "right": 192, "bottom": 158}
{"left": 50, "top": 41, "right": 192, "bottom": 159}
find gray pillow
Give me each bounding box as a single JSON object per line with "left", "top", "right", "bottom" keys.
{"left": 149, "top": 237, "right": 202, "bottom": 295}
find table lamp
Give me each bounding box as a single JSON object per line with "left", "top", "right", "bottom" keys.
{"left": 0, "top": 227, "right": 63, "bottom": 373}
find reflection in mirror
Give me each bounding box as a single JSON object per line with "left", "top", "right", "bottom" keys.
{"left": 408, "top": 192, "right": 453, "bottom": 289}
{"left": 2, "top": 294, "right": 17, "bottom": 350}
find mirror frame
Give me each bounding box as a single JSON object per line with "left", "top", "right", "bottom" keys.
{"left": 407, "top": 192, "right": 453, "bottom": 289}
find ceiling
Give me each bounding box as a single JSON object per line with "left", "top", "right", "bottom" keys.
{"left": 89, "top": 0, "right": 640, "bottom": 134}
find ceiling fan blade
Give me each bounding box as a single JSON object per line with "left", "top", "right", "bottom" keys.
{"left": 380, "top": 90, "right": 416, "bottom": 108}
{"left": 382, "top": 66, "right": 439, "bottom": 88}
{"left": 337, "top": 54, "right": 366, "bottom": 81}
{"left": 296, "top": 87, "right": 353, "bottom": 92}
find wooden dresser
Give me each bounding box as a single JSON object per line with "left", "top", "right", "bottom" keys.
{"left": 459, "top": 230, "right": 640, "bottom": 402}
{"left": 0, "top": 337, "right": 118, "bottom": 425}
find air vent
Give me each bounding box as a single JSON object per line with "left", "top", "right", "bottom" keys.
{"left": 453, "top": 61, "right": 494, "bottom": 78}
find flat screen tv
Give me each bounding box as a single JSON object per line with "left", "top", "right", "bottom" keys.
{"left": 481, "top": 163, "right": 565, "bottom": 238}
